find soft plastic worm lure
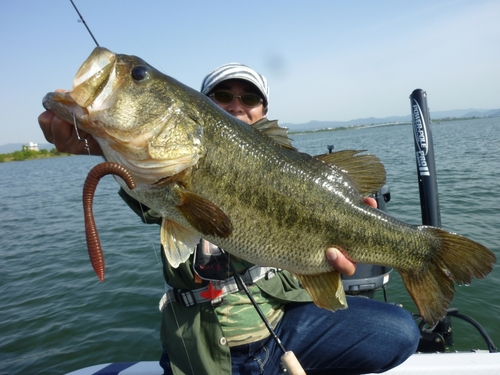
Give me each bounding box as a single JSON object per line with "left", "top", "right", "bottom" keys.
{"left": 83, "top": 162, "right": 136, "bottom": 281}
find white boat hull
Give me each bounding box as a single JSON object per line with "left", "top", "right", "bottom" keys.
{"left": 65, "top": 352, "right": 500, "bottom": 375}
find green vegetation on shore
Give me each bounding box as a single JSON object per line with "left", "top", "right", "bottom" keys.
{"left": 0, "top": 147, "right": 71, "bottom": 163}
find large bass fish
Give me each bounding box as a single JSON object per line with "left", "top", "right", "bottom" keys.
{"left": 43, "top": 47, "right": 495, "bottom": 324}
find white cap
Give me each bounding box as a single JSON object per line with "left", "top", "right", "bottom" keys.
{"left": 200, "top": 63, "right": 269, "bottom": 107}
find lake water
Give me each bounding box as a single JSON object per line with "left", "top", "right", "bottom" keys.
{"left": 1, "top": 117, "right": 499, "bottom": 375}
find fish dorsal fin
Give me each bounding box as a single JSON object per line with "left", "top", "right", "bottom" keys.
{"left": 175, "top": 187, "right": 233, "bottom": 238}
{"left": 252, "top": 118, "right": 297, "bottom": 150}
{"left": 297, "top": 271, "right": 347, "bottom": 311}
{"left": 315, "top": 150, "right": 386, "bottom": 196}
{"left": 160, "top": 218, "right": 200, "bottom": 268}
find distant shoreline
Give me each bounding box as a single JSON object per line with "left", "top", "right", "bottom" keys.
{"left": 289, "top": 121, "right": 410, "bottom": 135}
{"left": 0, "top": 149, "right": 72, "bottom": 163}
{"left": 2, "top": 116, "right": 497, "bottom": 159}
{"left": 288, "top": 115, "right": 495, "bottom": 135}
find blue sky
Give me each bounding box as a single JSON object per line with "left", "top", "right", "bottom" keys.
{"left": 1, "top": 0, "right": 499, "bottom": 145}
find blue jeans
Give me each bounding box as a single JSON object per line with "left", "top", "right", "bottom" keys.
{"left": 161, "top": 297, "right": 420, "bottom": 374}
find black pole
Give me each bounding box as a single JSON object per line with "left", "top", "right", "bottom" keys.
{"left": 69, "top": 0, "right": 100, "bottom": 47}
{"left": 220, "top": 251, "right": 306, "bottom": 373}
{"left": 221, "top": 251, "right": 288, "bottom": 354}
{"left": 409, "top": 89, "right": 441, "bottom": 227}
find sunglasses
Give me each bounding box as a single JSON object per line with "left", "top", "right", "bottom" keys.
{"left": 209, "top": 91, "right": 263, "bottom": 108}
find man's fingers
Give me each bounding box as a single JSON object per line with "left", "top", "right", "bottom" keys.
{"left": 325, "top": 247, "right": 356, "bottom": 276}
{"left": 364, "top": 197, "right": 377, "bottom": 208}
{"left": 38, "top": 110, "right": 103, "bottom": 156}
{"left": 38, "top": 111, "right": 57, "bottom": 143}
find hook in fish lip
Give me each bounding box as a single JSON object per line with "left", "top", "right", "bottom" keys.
{"left": 71, "top": 111, "right": 90, "bottom": 155}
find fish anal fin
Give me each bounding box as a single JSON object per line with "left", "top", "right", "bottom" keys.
{"left": 176, "top": 189, "right": 233, "bottom": 238}
{"left": 315, "top": 150, "right": 386, "bottom": 196}
{"left": 297, "top": 272, "right": 347, "bottom": 311}
{"left": 401, "top": 226, "right": 496, "bottom": 325}
{"left": 160, "top": 218, "right": 199, "bottom": 268}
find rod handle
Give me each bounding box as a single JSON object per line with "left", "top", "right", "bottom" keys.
{"left": 281, "top": 351, "right": 306, "bottom": 375}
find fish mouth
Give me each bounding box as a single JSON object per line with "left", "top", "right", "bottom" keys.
{"left": 42, "top": 47, "right": 119, "bottom": 136}
{"left": 71, "top": 47, "right": 118, "bottom": 111}
{"left": 42, "top": 90, "right": 89, "bottom": 129}
{"left": 42, "top": 46, "right": 204, "bottom": 184}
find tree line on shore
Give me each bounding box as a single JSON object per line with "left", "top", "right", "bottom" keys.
{"left": 0, "top": 146, "right": 71, "bottom": 162}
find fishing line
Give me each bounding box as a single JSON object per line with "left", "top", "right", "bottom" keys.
{"left": 66, "top": 1, "right": 298, "bottom": 371}
{"left": 69, "top": 0, "right": 100, "bottom": 47}
{"left": 221, "top": 250, "right": 305, "bottom": 374}
{"left": 221, "top": 250, "right": 287, "bottom": 353}
{"left": 68, "top": 0, "right": 94, "bottom": 156}
{"left": 133, "top": 203, "right": 196, "bottom": 372}
{"left": 135, "top": 203, "right": 164, "bottom": 270}
{"left": 67, "top": 2, "right": 199, "bottom": 371}
{"left": 167, "top": 301, "right": 196, "bottom": 375}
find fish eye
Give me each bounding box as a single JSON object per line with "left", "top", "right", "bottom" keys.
{"left": 131, "top": 66, "right": 149, "bottom": 81}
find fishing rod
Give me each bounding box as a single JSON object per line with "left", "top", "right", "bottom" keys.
{"left": 221, "top": 250, "right": 306, "bottom": 375}
{"left": 68, "top": 0, "right": 98, "bottom": 154}
{"left": 68, "top": 1, "right": 305, "bottom": 372}
{"left": 409, "top": 89, "right": 441, "bottom": 227}
{"left": 69, "top": 0, "right": 100, "bottom": 47}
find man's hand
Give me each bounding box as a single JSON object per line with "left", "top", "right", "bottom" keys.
{"left": 38, "top": 110, "right": 103, "bottom": 156}
{"left": 325, "top": 197, "right": 377, "bottom": 276}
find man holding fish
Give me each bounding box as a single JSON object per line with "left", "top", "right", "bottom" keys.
{"left": 39, "top": 60, "right": 422, "bottom": 374}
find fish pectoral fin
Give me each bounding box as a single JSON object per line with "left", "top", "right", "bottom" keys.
{"left": 176, "top": 189, "right": 233, "bottom": 238}
{"left": 252, "top": 118, "right": 296, "bottom": 150}
{"left": 315, "top": 150, "right": 386, "bottom": 196}
{"left": 297, "top": 272, "right": 347, "bottom": 311}
{"left": 160, "top": 218, "right": 200, "bottom": 268}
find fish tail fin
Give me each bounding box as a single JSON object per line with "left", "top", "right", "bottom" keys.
{"left": 297, "top": 272, "right": 347, "bottom": 311}
{"left": 400, "top": 226, "right": 495, "bottom": 325}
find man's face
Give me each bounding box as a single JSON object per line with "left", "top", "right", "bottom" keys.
{"left": 209, "top": 79, "right": 266, "bottom": 125}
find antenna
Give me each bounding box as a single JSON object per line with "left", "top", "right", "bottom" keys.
{"left": 69, "top": 0, "right": 100, "bottom": 47}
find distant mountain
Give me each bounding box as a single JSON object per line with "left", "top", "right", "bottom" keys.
{"left": 463, "top": 108, "right": 500, "bottom": 118}
{"left": 0, "top": 143, "right": 54, "bottom": 154}
{"left": 283, "top": 116, "right": 411, "bottom": 132}
{"left": 434, "top": 108, "right": 500, "bottom": 118}
{"left": 282, "top": 108, "right": 499, "bottom": 132}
